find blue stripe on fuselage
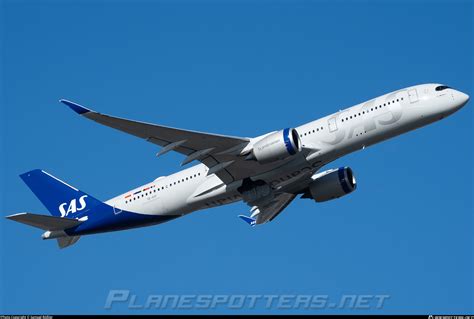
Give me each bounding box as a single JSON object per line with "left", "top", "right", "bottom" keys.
{"left": 64, "top": 203, "right": 179, "bottom": 236}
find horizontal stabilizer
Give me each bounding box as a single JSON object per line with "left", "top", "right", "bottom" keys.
{"left": 57, "top": 236, "right": 81, "bottom": 249}
{"left": 6, "top": 212, "right": 83, "bottom": 231}
{"left": 238, "top": 215, "right": 256, "bottom": 227}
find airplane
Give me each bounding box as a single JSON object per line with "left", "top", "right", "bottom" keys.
{"left": 6, "top": 83, "right": 469, "bottom": 248}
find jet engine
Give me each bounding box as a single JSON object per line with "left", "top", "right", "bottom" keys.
{"left": 247, "top": 128, "right": 302, "bottom": 164}
{"left": 303, "top": 167, "right": 357, "bottom": 202}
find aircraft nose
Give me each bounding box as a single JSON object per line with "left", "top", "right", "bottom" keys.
{"left": 457, "top": 90, "right": 470, "bottom": 107}
{"left": 453, "top": 90, "right": 469, "bottom": 110}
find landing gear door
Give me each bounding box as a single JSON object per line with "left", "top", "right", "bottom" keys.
{"left": 408, "top": 89, "right": 419, "bottom": 103}
{"left": 328, "top": 117, "right": 338, "bottom": 132}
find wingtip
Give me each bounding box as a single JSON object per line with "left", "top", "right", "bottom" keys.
{"left": 60, "top": 99, "right": 92, "bottom": 115}
{"left": 5, "top": 212, "right": 27, "bottom": 220}
{"left": 238, "top": 214, "right": 256, "bottom": 227}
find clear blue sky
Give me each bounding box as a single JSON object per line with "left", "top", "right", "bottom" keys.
{"left": 1, "top": 0, "right": 472, "bottom": 314}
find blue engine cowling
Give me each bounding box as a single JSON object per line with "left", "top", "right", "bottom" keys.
{"left": 250, "top": 128, "right": 302, "bottom": 164}
{"left": 304, "top": 167, "right": 357, "bottom": 202}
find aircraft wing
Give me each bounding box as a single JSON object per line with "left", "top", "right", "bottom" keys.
{"left": 61, "top": 100, "right": 251, "bottom": 184}
{"left": 239, "top": 192, "right": 296, "bottom": 226}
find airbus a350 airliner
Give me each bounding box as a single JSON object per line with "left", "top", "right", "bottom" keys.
{"left": 7, "top": 83, "right": 469, "bottom": 248}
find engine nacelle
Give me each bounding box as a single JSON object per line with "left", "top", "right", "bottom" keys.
{"left": 249, "top": 128, "right": 302, "bottom": 164}
{"left": 305, "top": 167, "right": 357, "bottom": 202}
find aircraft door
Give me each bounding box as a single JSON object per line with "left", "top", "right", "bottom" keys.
{"left": 408, "top": 89, "right": 419, "bottom": 103}
{"left": 328, "top": 117, "right": 338, "bottom": 132}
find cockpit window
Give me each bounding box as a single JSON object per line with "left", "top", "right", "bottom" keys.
{"left": 435, "top": 85, "right": 450, "bottom": 91}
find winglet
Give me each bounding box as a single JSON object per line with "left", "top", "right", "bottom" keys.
{"left": 238, "top": 215, "right": 256, "bottom": 227}
{"left": 59, "top": 99, "right": 92, "bottom": 115}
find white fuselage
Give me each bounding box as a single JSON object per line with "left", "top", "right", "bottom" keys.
{"left": 106, "top": 84, "right": 468, "bottom": 218}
